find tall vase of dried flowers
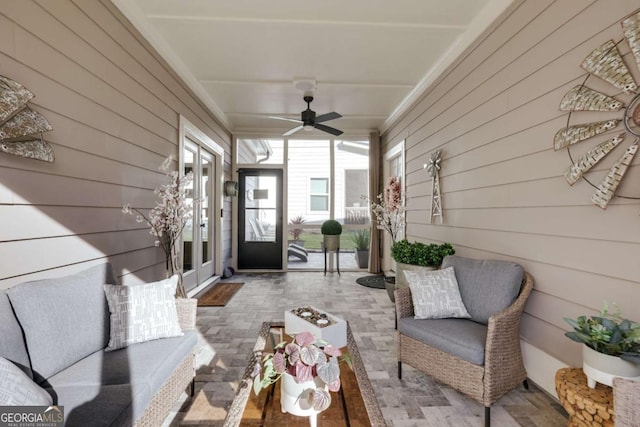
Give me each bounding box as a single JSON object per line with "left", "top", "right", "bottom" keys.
{"left": 364, "top": 176, "right": 405, "bottom": 301}
{"left": 366, "top": 176, "right": 405, "bottom": 245}
{"left": 123, "top": 155, "right": 193, "bottom": 298}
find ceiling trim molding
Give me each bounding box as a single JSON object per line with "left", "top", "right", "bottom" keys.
{"left": 199, "top": 79, "right": 415, "bottom": 88}
{"left": 111, "top": 0, "right": 231, "bottom": 130}
{"left": 380, "top": 0, "right": 517, "bottom": 135}
{"left": 147, "top": 15, "right": 467, "bottom": 30}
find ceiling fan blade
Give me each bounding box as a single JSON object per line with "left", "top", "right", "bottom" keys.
{"left": 283, "top": 125, "right": 304, "bottom": 136}
{"left": 314, "top": 123, "right": 343, "bottom": 136}
{"left": 315, "top": 112, "right": 341, "bottom": 123}
{"left": 269, "top": 116, "right": 303, "bottom": 124}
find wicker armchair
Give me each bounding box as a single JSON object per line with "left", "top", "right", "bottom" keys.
{"left": 614, "top": 377, "right": 640, "bottom": 427}
{"left": 395, "top": 269, "right": 533, "bottom": 427}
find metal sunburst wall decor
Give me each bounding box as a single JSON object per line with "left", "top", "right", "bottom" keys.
{"left": 424, "top": 149, "right": 443, "bottom": 224}
{"left": 554, "top": 10, "right": 640, "bottom": 209}
{"left": 0, "top": 76, "right": 54, "bottom": 162}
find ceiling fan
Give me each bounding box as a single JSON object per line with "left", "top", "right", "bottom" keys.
{"left": 270, "top": 95, "right": 343, "bottom": 136}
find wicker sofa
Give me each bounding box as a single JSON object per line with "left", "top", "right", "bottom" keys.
{"left": 0, "top": 263, "right": 197, "bottom": 426}
{"left": 395, "top": 255, "right": 533, "bottom": 427}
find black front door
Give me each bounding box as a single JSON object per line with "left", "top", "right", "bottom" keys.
{"left": 237, "top": 169, "right": 283, "bottom": 269}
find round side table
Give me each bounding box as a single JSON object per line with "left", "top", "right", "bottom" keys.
{"left": 555, "top": 368, "right": 614, "bottom": 427}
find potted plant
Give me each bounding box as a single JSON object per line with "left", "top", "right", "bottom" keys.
{"left": 321, "top": 219, "right": 342, "bottom": 252}
{"left": 288, "top": 215, "right": 306, "bottom": 246}
{"left": 350, "top": 229, "right": 370, "bottom": 269}
{"left": 252, "top": 331, "right": 351, "bottom": 420}
{"left": 564, "top": 302, "right": 640, "bottom": 388}
{"left": 386, "top": 240, "right": 455, "bottom": 302}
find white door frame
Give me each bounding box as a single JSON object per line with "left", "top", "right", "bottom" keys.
{"left": 179, "top": 115, "right": 224, "bottom": 286}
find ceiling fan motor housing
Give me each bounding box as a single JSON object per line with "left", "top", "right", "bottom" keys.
{"left": 301, "top": 108, "right": 316, "bottom": 125}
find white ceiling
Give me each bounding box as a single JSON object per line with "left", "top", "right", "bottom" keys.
{"left": 113, "top": 0, "right": 511, "bottom": 136}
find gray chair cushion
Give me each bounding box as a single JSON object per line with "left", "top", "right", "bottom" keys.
{"left": 7, "top": 263, "right": 118, "bottom": 383}
{"left": 0, "top": 291, "right": 32, "bottom": 377}
{"left": 45, "top": 331, "right": 197, "bottom": 393}
{"left": 399, "top": 317, "right": 487, "bottom": 366}
{"left": 46, "top": 384, "right": 143, "bottom": 427}
{"left": 441, "top": 255, "right": 524, "bottom": 325}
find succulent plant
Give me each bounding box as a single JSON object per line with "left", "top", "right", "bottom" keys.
{"left": 564, "top": 302, "right": 640, "bottom": 364}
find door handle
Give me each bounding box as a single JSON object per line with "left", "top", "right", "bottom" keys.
{"left": 200, "top": 223, "right": 206, "bottom": 228}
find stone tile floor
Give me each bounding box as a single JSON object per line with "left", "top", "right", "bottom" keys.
{"left": 164, "top": 272, "right": 568, "bottom": 426}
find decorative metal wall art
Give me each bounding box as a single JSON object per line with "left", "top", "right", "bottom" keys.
{"left": 424, "top": 149, "right": 443, "bottom": 224}
{"left": 554, "top": 9, "right": 640, "bottom": 209}
{"left": 0, "top": 76, "right": 54, "bottom": 162}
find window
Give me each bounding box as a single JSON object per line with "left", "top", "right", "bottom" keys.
{"left": 309, "top": 178, "right": 329, "bottom": 211}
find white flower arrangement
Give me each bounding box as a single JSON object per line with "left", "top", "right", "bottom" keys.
{"left": 364, "top": 176, "right": 405, "bottom": 244}
{"left": 123, "top": 155, "right": 193, "bottom": 297}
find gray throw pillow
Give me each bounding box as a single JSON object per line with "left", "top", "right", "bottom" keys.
{"left": 103, "top": 275, "right": 183, "bottom": 351}
{"left": 0, "top": 357, "right": 52, "bottom": 405}
{"left": 404, "top": 267, "right": 471, "bottom": 320}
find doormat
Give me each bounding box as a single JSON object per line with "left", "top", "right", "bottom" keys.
{"left": 196, "top": 282, "right": 244, "bottom": 306}
{"left": 355, "top": 275, "right": 386, "bottom": 289}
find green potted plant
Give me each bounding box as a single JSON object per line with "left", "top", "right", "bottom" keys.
{"left": 350, "top": 229, "right": 370, "bottom": 269}
{"left": 386, "top": 240, "right": 455, "bottom": 302}
{"left": 321, "top": 220, "right": 342, "bottom": 252}
{"left": 564, "top": 302, "right": 640, "bottom": 388}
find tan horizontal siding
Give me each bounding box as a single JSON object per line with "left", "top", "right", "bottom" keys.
{"left": 383, "top": 0, "right": 640, "bottom": 370}
{"left": 0, "top": 0, "right": 231, "bottom": 288}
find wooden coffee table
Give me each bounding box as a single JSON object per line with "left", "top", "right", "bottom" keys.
{"left": 224, "top": 322, "right": 385, "bottom": 426}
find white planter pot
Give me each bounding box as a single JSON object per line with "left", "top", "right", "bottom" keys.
{"left": 582, "top": 344, "right": 640, "bottom": 388}
{"left": 280, "top": 372, "right": 328, "bottom": 427}
{"left": 322, "top": 235, "right": 340, "bottom": 252}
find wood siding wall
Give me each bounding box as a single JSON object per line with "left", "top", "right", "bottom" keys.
{"left": 382, "top": 0, "right": 640, "bottom": 373}
{"left": 0, "top": 0, "right": 231, "bottom": 288}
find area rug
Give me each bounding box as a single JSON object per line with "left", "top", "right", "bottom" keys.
{"left": 196, "top": 282, "right": 244, "bottom": 306}
{"left": 355, "top": 275, "right": 387, "bottom": 289}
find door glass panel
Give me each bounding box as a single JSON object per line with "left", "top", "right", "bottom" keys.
{"left": 243, "top": 175, "right": 277, "bottom": 242}
{"left": 183, "top": 145, "right": 196, "bottom": 273}
{"left": 200, "top": 155, "right": 212, "bottom": 264}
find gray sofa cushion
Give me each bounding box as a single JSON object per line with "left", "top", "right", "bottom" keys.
{"left": 7, "top": 263, "right": 118, "bottom": 382}
{"left": 46, "top": 384, "right": 144, "bottom": 427}
{"left": 45, "top": 331, "right": 197, "bottom": 393}
{"left": 0, "top": 291, "right": 31, "bottom": 377}
{"left": 399, "top": 317, "right": 487, "bottom": 366}
{"left": 441, "top": 256, "right": 524, "bottom": 325}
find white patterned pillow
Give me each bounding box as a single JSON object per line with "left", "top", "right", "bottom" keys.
{"left": 404, "top": 267, "right": 471, "bottom": 320}
{"left": 103, "top": 275, "right": 183, "bottom": 351}
{"left": 0, "top": 357, "right": 52, "bottom": 405}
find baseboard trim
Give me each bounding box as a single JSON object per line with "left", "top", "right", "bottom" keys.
{"left": 521, "top": 340, "right": 568, "bottom": 397}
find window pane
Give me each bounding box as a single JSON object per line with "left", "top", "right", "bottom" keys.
{"left": 335, "top": 140, "right": 370, "bottom": 225}
{"left": 310, "top": 195, "right": 328, "bottom": 211}
{"left": 237, "top": 138, "right": 284, "bottom": 164}
{"left": 310, "top": 178, "right": 328, "bottom": 194}
{"left": 287, "top": 139, "right": 330, "bottom": 225}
